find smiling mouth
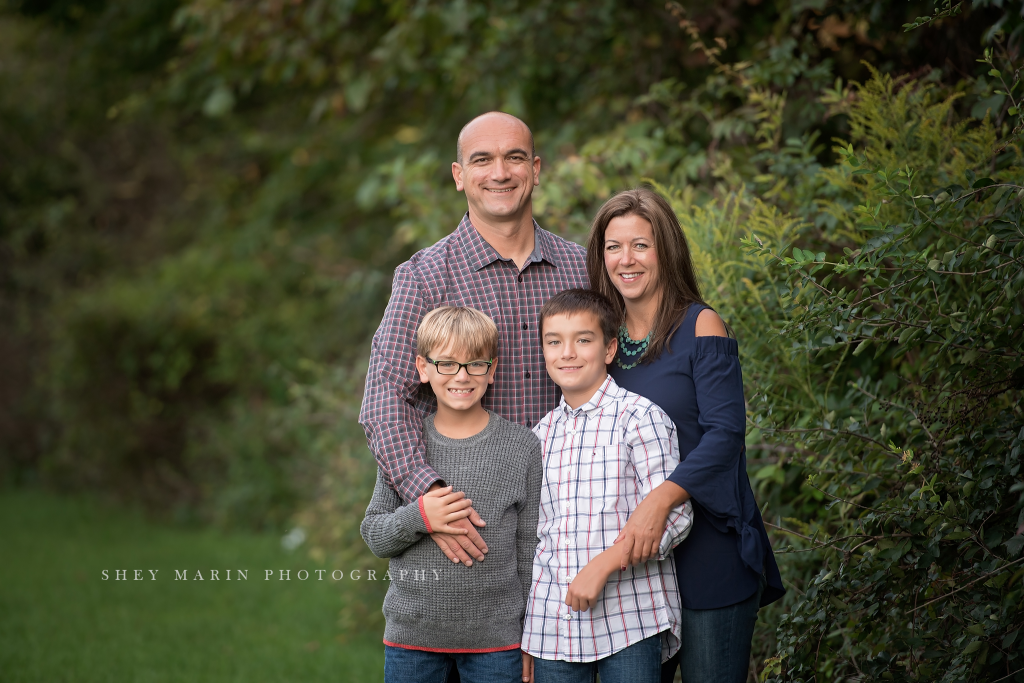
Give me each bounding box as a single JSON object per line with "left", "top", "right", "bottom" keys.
{"left": 486, "top": 188, "right": 514, "bottom": 193}
{"left": 619, "top": 272, "right": 642, "bottom": 282}
{"left": 447, "top": 388, "right": 474, "bottom": 395}
{"left": 558, "top": 365, "right": 583, "bottom": 371}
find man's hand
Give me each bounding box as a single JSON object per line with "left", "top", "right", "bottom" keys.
{"left": 565, "top": 549, "right": 619, "bottom": 612}
{"left": 430, "top": 516, "right": 488, "bottom": 566}
{"left": 521, "top": 651, "right": 534, "bottom": 683}
{"left": 425, "top": 482, "right": 487, "bottom": 565}
{"left": 614, "top": 480, "right": 689, "bottom": 567}
{"left": 421, "top": 486, "right": 474, "bottom": 534}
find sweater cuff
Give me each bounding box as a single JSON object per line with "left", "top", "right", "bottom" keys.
{"left": 417, "top": 496, "right": 433, "bottom": 534}
{"left": 394, "top": 501, "right": 430, "bottom": 537}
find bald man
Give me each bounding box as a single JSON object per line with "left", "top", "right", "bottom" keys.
{"left": 359, "top": 112, "right": 588, "bottom": 564}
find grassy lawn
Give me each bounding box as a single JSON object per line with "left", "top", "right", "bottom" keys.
{"left": 0, "top": 489, "right": 384, "bottom": 683}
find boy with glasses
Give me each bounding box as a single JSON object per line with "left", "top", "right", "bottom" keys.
{"left": 361, "top": 306, "right": 543, "bottom": 683}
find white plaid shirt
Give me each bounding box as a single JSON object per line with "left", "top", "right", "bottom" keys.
{"left": 523, "top": 375, "right": 693, "bottom": 663}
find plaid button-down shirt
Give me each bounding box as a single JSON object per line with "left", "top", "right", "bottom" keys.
{"left": 359, "top": 213, "right": 588, "bottom": 502}
{"left": 523, "top": 375, "right": 692, "bottom": 663}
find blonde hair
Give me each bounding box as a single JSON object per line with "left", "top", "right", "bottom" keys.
{"left": 416, "top": 306, "right": 499, "bottom": 360}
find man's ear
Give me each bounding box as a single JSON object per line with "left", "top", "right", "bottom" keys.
{"left": 604, "top": 337, "right": 618, "bottom": 365}
{"left": 487, "top": 357, "right": 498, "bottom": 385}
{"left": 532, "top": 155, "right": 541, "bottom": 186}
{"left": 415, "top": 355, "right": 430, "bottom": 383}
{"left": 452, "top": 162, "right": 465, "bottom": 191}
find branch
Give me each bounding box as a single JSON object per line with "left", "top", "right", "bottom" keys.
{"left": 906, "top": 555, "right": 1024, "bottom": 614}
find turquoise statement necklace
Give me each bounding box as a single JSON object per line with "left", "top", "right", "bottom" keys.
{"left": 616, "top": 323, "right": 652, "bottom": 370}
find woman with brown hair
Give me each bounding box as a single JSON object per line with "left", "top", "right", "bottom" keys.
{"left": 586, "top": 187, "right": 784, "bottom": 683}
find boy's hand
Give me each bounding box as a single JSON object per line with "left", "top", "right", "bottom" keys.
{"left": 521, "top": 651, "right": 534, "bottom": 683}
{"left": 421, "top": 486, "right": 474, "bottom": 534}
{"left": 565, "top": 550, "right": 619, "bottom": 612}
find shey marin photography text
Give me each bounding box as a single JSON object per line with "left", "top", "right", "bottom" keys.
{"left": 100, "top": 568, "right": 442, "bottom": 582}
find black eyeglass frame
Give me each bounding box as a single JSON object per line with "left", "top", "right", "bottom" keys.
{"left": 424, "top": 357, "right": 496, "bottom": 376}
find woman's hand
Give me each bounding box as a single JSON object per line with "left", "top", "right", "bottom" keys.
{"left": 614, "top": 480, "right": 689, "bottom": 567}
{"left": 420, "top": 485, "right": 474, "bottom": 534}
{"left": 521, "top": 651, "right": 534, "bottom": 682}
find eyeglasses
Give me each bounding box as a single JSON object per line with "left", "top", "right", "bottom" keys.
{"left": 425, "top": 357, "right": 495, "bottom": 376}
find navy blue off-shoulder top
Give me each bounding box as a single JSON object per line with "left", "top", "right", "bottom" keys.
{"left": 610, "top": 303, "right": 785, "bottom": 610}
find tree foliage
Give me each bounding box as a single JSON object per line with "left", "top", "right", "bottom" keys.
{"left": 2, "top": 0, "right": 1023, "bottom": 675}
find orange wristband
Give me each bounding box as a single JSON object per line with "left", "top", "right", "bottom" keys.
{"left": 418, "top": 496, "right": 433, "bottom": 533}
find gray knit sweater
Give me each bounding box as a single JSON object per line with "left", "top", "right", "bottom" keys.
{"left": 360, "top": 411, "right": 543, "bottom": 651}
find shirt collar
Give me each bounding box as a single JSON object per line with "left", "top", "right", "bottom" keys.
{"left": 456, "top": 212, "right": 555, "bottom": 272}
{"left": 558, "top": 374, "right": 622, "bottom": 418}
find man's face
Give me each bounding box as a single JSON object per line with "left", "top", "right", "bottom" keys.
{"left": 452, "top": 115, "right": 541, "bottom": 225}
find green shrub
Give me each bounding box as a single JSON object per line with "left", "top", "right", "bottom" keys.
{"left": 535, "top": 28, "right": 1024, "bottom": 678}
{"left": 751, "top": 80, "right": 1024, "bottom": 682}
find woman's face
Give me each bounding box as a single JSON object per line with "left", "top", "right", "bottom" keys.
{"left": 604, "top": 214, "right": 660, "bottom": 308}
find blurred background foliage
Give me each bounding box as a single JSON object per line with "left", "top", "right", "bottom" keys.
{"left": 1, "top": 0, "right": 1023, "bottom": 679}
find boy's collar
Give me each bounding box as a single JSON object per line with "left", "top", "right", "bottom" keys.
{"left": 558, "top": 374, "right": 620, "bottom": 416}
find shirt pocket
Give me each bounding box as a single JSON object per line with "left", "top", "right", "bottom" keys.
{"left": 584, "top": 444, "right": 629, "bottom": 513}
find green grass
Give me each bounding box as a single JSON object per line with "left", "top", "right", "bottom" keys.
{"left": 0, "top": 489, "right": 384, "bottom": 682}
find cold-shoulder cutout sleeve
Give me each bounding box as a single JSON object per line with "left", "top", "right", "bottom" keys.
{"left": 665, "top": 333, "right": 767, "bottom": 576}
{"left": 694, "top": 308, "right": 729, "bottom": 338}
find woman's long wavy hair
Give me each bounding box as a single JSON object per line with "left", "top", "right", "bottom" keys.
{"left": 585, "top": 187, "right": 704, "bottom": 363}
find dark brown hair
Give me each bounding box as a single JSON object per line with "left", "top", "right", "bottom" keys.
{"left": 585, "top": 187, "right": 704, "bottom": 363}
{"left": 538, "top": 289, "right": 618, "bottom": 346}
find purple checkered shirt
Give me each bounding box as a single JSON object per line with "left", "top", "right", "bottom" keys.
{"left": 359, "top": 213, "right": 588, "bottom": 502}
{"left": 523, "top": 375, "right": 692, "bottom": 663}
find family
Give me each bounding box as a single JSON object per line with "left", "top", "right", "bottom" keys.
{"left": 358, "top": 112, "right": 785, "bottom": 683}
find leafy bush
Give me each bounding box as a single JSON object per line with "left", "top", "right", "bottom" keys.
{"left": 4, "top": 1, "right": 1024, "bottom": 674}
{"left": 536, "top": 24, "right": 1023, "bottom": 678}
{"left": 750, "top": 80, "right": 1024, "bottom": 682}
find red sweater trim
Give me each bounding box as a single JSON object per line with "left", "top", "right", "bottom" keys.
{"left": 383, "top": 639, "right": 521, "bottom": 654}
{"left": 417, "top": 496, "right": 432, "bottom": 533}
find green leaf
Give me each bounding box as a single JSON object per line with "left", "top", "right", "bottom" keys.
{"left": 829, "top": 596, "right": 849, "bottom": 611}
{"left": 202, "top": 85, "right": 235, "bottom": 118}
{"left": 1003, "top": 630, "right": 1019, "bottom": 649}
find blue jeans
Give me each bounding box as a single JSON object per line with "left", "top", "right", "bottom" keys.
{"left": 384, "top": 645, "right": 522, "bottom": 683}
{"left": 661, "top": 577, "right": 765, "bottom": 683}
{"left": 533, "top": 633, "right": 662, "bottom": 683}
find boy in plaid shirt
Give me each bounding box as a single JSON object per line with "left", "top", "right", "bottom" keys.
{"left": 521, "top": 289, "right": 692, "bottom": 683}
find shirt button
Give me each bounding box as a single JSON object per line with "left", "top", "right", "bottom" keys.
{"left": 522, "top": 322, "right": 528, "bottom": 330}
{"left": 524, "top": 371, "right": 530, "bottom": 379}
{"left": 518, "top": 275, "right": 524, "bottom": 283}
{"left": 526, "top": 420, "right": 532, "bottom": 427}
